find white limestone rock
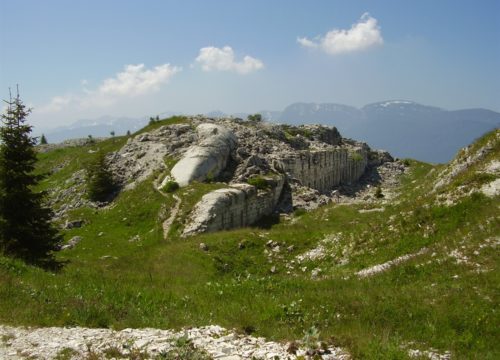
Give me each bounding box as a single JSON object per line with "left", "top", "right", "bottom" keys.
{"left": 171, "top": 123, "right": 237, "bottom": 187}
{"left": 183, "top": 175, "right": 285, "bottom": 236}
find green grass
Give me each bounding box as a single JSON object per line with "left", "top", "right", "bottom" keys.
{"left": 133, "top": 116, "right": 189, "bottom": 136}
{"left": 0, "top": 125, "right": 499, "bottom": 359}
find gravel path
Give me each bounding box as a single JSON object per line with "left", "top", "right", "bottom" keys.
{"left": 0, "top": 324, "right": 350, "bottom": 360}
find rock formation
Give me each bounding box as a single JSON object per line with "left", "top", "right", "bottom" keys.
{"left": 107, "top": 116, "right": 393, "bottom": 235}
{"left": 184, "top": 174, "right": 285, "bottom": 236}
{"left": 171, "top": 123, "right": 237, "bottom": 186}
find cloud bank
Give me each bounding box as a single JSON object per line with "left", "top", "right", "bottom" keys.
{"left": 195, "top": 46, "right": 264, "bottom": 74}
{"left": 298, "top": 13, "right": 383, "bottom": 55}
{"left": 40, "top": 63, "right": 181, "bottom": 113}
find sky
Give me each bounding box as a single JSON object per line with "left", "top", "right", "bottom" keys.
{"left": 1, "top": 0, "right": 499, "bottom": 131}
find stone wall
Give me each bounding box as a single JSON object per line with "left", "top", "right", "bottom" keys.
{"left": 183, "top": 175, "right": 285, "bottom": 236}
{"left": 277, "top": 146, "right": 368, "bottom": 193}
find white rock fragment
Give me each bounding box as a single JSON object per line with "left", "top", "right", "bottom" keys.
{"left": 356, "top": 248, "right": 428, "bottom": 278}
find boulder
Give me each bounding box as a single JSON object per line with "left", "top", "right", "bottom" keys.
{"left": 171, "top": 124, "right": 237, "bottom": 187}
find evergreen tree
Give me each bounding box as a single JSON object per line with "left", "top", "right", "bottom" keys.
{"left": 247, "top": 113, "right": 262, "bottom": 122}
{"left": 0, "top": 90, "right": 62, "bottom": 267}
{"left": 40, "top": 134, "right": 47, "bottom": 144}
{"left": 85, "top": 150, "right": 115, "bottom": 202}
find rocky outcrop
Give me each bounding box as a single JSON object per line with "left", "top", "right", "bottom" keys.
{"left": 183, "top": 175, "right": 285, "bottom": 236}
{"left": 277, "top": 146, "right": 368, "bottom": 193}
{"left": 109, "top": 123, "right": 195, "bottom": 189}
{"left": 171, "top": 124, "right": 237, "bottom": 187}
{"left": 432, "top": 129, "right": 499, "bottom": 205}
{"left": 103, "top": 116, "right": 393, "bottom": 235}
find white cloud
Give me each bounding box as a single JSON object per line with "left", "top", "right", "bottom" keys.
{"left": 38, "top": 94, "right": 75, "bottom": 113}
{"left": 298, "top": 13, "right": 383, "bottom": 55}
{"left": 98, "top": 63, "right": 181, "bottom": 96}
{"left": 39, "top": 63, "right": 181, "bottom": 113}
{"left": 195, "top": 46, "right": 264, "bottom": 74}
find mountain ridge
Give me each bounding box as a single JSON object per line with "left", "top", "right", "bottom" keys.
{"left": 37, "top": 100, "right": 499, "bottom": 163}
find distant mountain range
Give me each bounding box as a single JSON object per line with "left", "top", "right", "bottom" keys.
{"left": 38, "top": 101, "right": 500, "bottom": 163}
{"left": 272, "top": 101, "right": 500, "bottom": 163}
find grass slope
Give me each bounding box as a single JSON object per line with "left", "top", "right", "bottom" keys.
{"left": 0, "top": 124, "right": 498, "bottom": 359}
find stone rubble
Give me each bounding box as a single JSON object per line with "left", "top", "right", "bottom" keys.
{"left": 356, "top": 248, "right": 429, "bottom": 278}
{"left": 0, "top": 325, "right": 350, "bottom": 360}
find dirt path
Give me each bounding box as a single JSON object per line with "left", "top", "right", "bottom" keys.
{"left": 153, "top": 176, "right": 182, "bottom": 240}
{"left": 162, "top": 194, "right": 181, "bottom": 240}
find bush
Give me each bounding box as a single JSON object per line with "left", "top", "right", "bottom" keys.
{"left": 374, "top": 186, "right": 384, "bottom": 198}
{"left": 162, "top": 180, "right": 179, "bottom": 193}
{"left": 247, "top": 113, "right": 262, "bottom": 122}
{"left": 247, "top": 176, "right": 269, "bottom": 190}
{"left": 293, "top": 208, "right": 307, "bottom": 217}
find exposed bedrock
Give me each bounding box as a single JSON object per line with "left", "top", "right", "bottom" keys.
{"left": 183, "top": 175, "right": 285, "bottom": 236}
{"left": 171, "top": 124, "right": 237, "bottom": 187}
{"left": 277, "top": 146, "right": 369, "bottom": 193}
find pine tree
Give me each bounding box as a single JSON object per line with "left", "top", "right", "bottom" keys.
{"left": 0, "top": 90, "right": 62, "bottom": 268}
{"left": 85, "top": 150, "right": 115, "bottom": 202}
{"left": 40, "top": 134, "right": 47, "bottom": 144}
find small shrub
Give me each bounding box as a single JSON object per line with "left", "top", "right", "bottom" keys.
{"left": 85, "top": 151, "right": 116, "bottom": 202}
{"left": 247, "top": 113, "right": 262, "bottom": 122}
{"left": 374, "top": 186, "right": 384, "bottom": 198}
{"left": 302, "top": 326, "right": 320, "bottom": 352}
{"left": 294, "top": 208, "right": 307, "bottom": 217}
{"left": 157, "top": 335, "right": 212, "bottom": 360}
{"left": 54, "top": 347, "right": 78, "bottom": 360}
{"left": 351, "top": 152, "right": 363, "bottom": 163}
{"left": 205, "top": 170, "right": 215, "bottom": 183}
{"left": 103, "top": 346, "right": 124, "bottom": 359}
{"left": 247, "top": 176, "right": 269, "bottom": 190}
{"left": 162, "top": 180, "right": 179, "bottom": 193}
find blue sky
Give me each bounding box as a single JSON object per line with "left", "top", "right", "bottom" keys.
{"left": 1, "top": 0, "right": 499, "bottom": 130}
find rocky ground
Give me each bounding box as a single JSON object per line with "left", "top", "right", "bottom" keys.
{"left": 0, "top": 325, "right": 350, "bottom": 360}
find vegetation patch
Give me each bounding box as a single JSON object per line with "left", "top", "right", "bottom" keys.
{"left": 247, "top": 175, "right": 270, "bottom": 190}
{"left": 162, "top": 180, "right": 180, "bottom": 193}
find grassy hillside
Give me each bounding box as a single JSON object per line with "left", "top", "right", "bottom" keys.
{"left": 0, "top": 123, "right": 498, "bottom": 359}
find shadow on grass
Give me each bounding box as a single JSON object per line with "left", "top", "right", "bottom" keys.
{"left": 252, "top": 213, "right": 280, "bottom": 229}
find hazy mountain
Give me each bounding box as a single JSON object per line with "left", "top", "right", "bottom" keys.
{"left": 278, "top": 102, "right": 366, "bottom": 134}
{"left": 38, "top": 101, "right": 499, "bottom": 163}
{"left": 273, "top": 100, "right": 500, "bottom": 163}
{"left": 39, "top": 116, "right": 149, "bottom": 143}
